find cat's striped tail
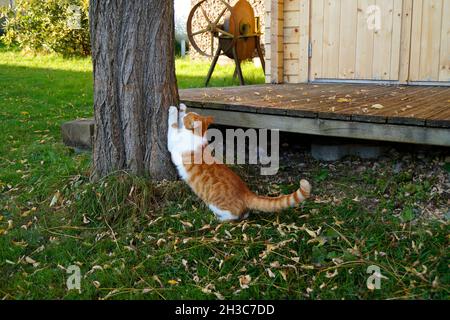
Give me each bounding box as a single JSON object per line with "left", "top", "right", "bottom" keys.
{"left": 246, "top": 180, "right": 311, "bottom": 213}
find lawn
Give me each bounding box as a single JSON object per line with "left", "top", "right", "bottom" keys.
{"left": 0, "top": 48, "right": 449, "bottom": 300}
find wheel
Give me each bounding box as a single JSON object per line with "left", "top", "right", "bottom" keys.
{"left": 187, "top": 0, "right": 236, "bottom": 58}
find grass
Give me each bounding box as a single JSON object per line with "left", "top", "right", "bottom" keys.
{"left": 0, "top": 48, "right": 449, "bottom": 300}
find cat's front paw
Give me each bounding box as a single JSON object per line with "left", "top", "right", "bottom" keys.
{"left": 169, "top": 106, "right": 178, "bottom": 115}
{"left": 179, "top": 104, "right": 187, "bottom": 113}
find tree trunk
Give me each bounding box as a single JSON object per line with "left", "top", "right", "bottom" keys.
{"left": 90, "top": 0, "right": 178, "bottom": 181}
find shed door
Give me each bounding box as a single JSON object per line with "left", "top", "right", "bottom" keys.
{"left": 409, "top": 0, "right": 450, "bottom": 82}
{"left": 310, "top": 0, "right": 403, "bottom": 81}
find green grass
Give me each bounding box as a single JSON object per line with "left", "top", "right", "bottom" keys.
{"left": 0, "top": 48, "right": 449, "bottom": 300}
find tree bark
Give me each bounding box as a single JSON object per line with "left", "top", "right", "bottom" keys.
{"left": 90, "top": 0, "right": 178, "bottom": 181}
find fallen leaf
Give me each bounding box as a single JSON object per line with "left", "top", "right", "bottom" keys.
{"left": 180, "top": 221, "right": 193, "bottom": 228}
{"left": 326, "top": 269, "right": 339, "bottom": 278}
{"left": 25, "top": 256, "right": 39, "bottom": 267}
{"left": 168, "top": 279, "right": 178, "bottom": 285}
{"left": 25, "top": 256, "right": 36, "bottom": 264}
{"left": 202, "top": 285, "right": 213, "bottom": 294}
{"left": 156, "top": 238, "right": 166, "bottom": 247}
{"left": 49, "top": 191, "right": 60, "bottom": 207}
{"left": 238, "top": 275, "right": 251, "bottom": 289}
{"left": 270, "top": 261, "right": 280, "bottom": 268}
{"left": 371, "top": 104, "right": 384, "bottom": 109}
{"left": 337, "top": 98, "right": 351, "bottom": 103}
{"left": 153, "top": 275, "right": 163, "bottom": 287}
{"left": 214, "top": 292, "right": 225, "bottom": 300}
{"left": 304, "top": 227, "right": 317, "bottom": 238}
{"left": 12, "top": 240, "right": 28, "bottom": 247}
{"left": 266, "top": 268, "right": 276, "bottom": 278}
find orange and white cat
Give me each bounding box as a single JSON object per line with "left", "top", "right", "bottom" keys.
{"left": 168, "top": 104, "right": 311, "bottom": 221}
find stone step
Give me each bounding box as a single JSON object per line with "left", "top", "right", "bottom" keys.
{"left": 61, "top": 118, "right": 94, "bottom": 150}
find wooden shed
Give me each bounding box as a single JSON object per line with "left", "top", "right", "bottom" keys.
{"left": 180, "top": 0, "right": 450, "bottom": 146}
{"left": 264, "top": 0, "right": 450, "bottom": 85}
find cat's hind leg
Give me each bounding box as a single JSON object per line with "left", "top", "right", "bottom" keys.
{"left": 209, "top": 204, "right": 240, "bottom": 222}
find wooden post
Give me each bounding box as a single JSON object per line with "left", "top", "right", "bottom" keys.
{"left": 298, "top": 0, "right": 310, "bottom": 83}
{"left": 399, "top": 0, "right": 413, "bottom": 83}
{"left": 270, "top": 0, "right": 284, "bottom": 83}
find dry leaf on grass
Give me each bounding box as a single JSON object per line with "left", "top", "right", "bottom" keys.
{"left": 25, "top": 256, "right": 39, "bottom": 267}
{"left": 304, "top": 227, "right": 317, "bottom": 238}
{"left": 238, "top": 275, "right": 251, "bottom": 289}
{"left": 49, "top": 191, "right": 60, "bottom": 207}
{"left": 180, "top": 220, "right": 193, "bottom": 228}
{"left": 371, "top": 104, "right": 384, "bottom": 109}
{"left": 156, "top": 238, "right": 166, "bottom": 247}
{"left": 214, "top": 292, "right": 225, "bottom": 300}
{"left": 270, "top": 261, "right": 280, "bottom": 268}
{"left": 266, "top": 268, "right": 276, "bottom": 278}
{"left": 326, "top": 270, "right": 339, "bottom": 278}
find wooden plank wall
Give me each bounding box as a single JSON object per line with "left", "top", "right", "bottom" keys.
{"left": 266, "top": 0, "right": 285, "bottom": 83}
{"left": 310, "top": 0, "right": 403, "bottom": 81}
{"left": 409, "top": 0, "right": 450, "bottom": 82}
{"left": 265, "top": 0, "right": 450, "bottom": 84}
{"left": 265, "top": 0, "right": 304, "bottom": 83}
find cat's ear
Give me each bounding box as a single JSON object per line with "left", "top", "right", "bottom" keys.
{"left": 183, "top": 115, "right": 194, "bottom": 130}
{"left": 184, "top": 116, "right": 202, "bottom": 131}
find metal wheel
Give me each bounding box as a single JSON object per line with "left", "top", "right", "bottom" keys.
{"left": 187, "top": 0, "right": 236, "bottom": 58}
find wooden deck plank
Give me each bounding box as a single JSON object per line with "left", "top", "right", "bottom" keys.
{"left": 188, "top": 107, "right": 450, "bottom": 147}
{"left": 179, "top": 84, "right": 450, "bottom": 129}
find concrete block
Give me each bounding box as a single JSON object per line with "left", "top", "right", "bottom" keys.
{"left": 61, "top": 119, "right": 94, "bottom": 150}
{"left": 311, "top": 143, "right": 384, "bottom": 161}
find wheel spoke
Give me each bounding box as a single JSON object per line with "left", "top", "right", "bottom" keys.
{"left": 216, "top": 27, "right": 234, "bottom": 38}
{"left": 214, "top": 7, "right": 228, "bottom": 25}
{"left": 210, "top": 33, "right": 214, "bottom": 57}
{"left": 200, "top": 5, "right": 212, "bottom": 24}
{"left": 191, "top": 28, "right": 208, "bottom": 37}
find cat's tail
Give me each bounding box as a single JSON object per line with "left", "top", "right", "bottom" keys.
{"left": 246, "top": 179, "right": 311, "bottom": 213}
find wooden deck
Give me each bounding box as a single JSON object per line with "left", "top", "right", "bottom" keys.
{"left": 180, "top": 83, "right": 450, "bottom": 146}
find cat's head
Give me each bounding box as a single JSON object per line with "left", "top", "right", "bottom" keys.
{"left": 183, "top": 112, "right": 214, "bottom": 136}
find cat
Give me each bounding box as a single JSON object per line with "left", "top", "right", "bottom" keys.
{"left": 167, "top": 104, "right": 311, "bottom": 221}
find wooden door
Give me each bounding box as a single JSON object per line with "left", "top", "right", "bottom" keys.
{"left": 310, "top": 0, "right": 403, "bottom": 81}
{"left": 409, "top": 0, "right": 450, "bottom": 82}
